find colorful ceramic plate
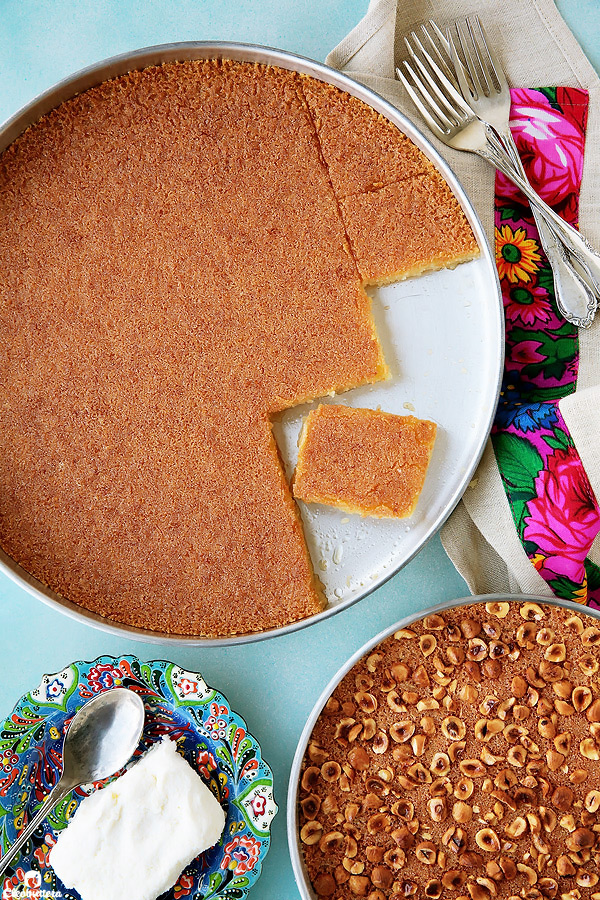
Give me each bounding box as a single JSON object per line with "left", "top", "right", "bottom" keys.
{"left": 0, "top": 656, "right": 277, "bottom": 899}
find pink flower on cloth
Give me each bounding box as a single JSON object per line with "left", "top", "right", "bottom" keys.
{"left": 496, "top": 87, "right": 587, "bottom": 221}
{"left": 505, "top": 280, "right": 553, "bottom": 325}
{"left": 523, "top": 445, "right": 600, "bottom": 583}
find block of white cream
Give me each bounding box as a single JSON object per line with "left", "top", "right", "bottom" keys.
{"left": 50, "top": 736, "right": 226, "bottom": 900}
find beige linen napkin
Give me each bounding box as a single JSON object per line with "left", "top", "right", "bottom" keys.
{"left": 327, "top": 0, "right": 600, "bottom": 597}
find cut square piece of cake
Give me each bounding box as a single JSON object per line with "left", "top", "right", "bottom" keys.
{"left": 293, "top": 404, "right": 437, "bottom": 518}
{"left": 49, "top": 737, "right": 225, "bottom": 900}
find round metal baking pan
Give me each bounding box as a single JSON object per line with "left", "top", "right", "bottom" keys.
{"left": 0, "top": 43, "right": 503, "bottom": 646}
{"left": 287, "top": 592, "right": 600, "bottom": 899}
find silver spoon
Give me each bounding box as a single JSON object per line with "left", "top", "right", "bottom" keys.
{"left": 0, "top": 687, "right": 145, "bottom": 876}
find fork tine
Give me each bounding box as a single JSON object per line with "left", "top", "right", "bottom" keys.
{"left": 405, "top": 46, "right": 464, "bottom": 126}
{"left": 397, "top": 60, "right": 454, "bottom": 138}
{"left": 404, "top": 31, "right": 472, "bottom": 121}
{"left": 419, "top": 20, "right": 458, "bottom": 89}
{"left": 452, "top": 19, "right": 485, "bottom": 100}
{"left": 470, "top": 16, "right": 509, "bottom": 93}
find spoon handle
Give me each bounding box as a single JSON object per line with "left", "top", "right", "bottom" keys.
{"left": 0, "top": 780, "right": 73, "bottom": 877}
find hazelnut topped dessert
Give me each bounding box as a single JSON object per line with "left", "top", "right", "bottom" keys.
{"left": 297, "top": 600, "right": 600, "bottom": 900}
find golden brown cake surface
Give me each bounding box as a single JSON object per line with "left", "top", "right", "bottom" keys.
{"left": 300, "top": 78, "right": 479, "bottom": 284}
{"left": 293, "top": 405, "right": 437, "bottom": 518}
{"left": 0, "top": 59, "right": 476, "bottom": 636}
{"left": 299, "top": 600, "right": 600, "bottom": 899}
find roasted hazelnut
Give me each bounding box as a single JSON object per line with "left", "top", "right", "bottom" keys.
{"left": 348, "top": 875, "right": 370, "bottom": 896}
{"left": 486, "top": 601, "right": 510, "bottom": 618}
{"left": 428, "top": 797, "right": 448, "bottom": 822}
{"left": 468, "top": 638, "right": 489, "bottom": 661}
{"left": 545, "top": 749, "right": 565, "bottom": 771}
{"left": 321, "top": 761, "right": 342, "bottom": 783}
{"left": 348, "top": 746, "right": 370, "bottom": 772}
{"left": 301, "top": 794, "right": 321, "bottom": 820}
{"left": 554, "top": 732, "right": 571, "bottom": 755}
{"left": 570, "top": 768, "right": 589, "bottom": 784}
{"left": 452, "top": 801, "right": 472, "bottom": 824}
{"left": 556, "top": 855, "right": 577, "bottom": 877}
{"left": 386, "top": 690, "right": 405, "bottom": 712}
{"left": 483, "top": 659, "right": 502, "bottom": 678}
{"left": 454, "top": 777, "right": 474, "bottom": 801}
{"left": 586, "top": 699, "right": 600, "bottom": 722}
{"left": 301, "top": 820, "right": 323, "bottom": 845}
{"left": 372, "top": 731, "right": 389, "bottom": 754}
{"left": 366, "top": 846, "right": 384, "bottom": 864}
{"left": 467, "top": 879, "right": 490, "bottom": 900}
{"left": 507, "top": 745, "right": 527, "bottom": 767}
{"left": 579, "top": 655, "right": 599, "bottom": 676}
{"left": 572, "top": 686, "right": 593, "bottom": 712}
{"left": 411, "top": 734, "right": 427, "bottom": 757}
{"left": 442, "top": 716, "right": 466, "bottom": 740}
{"left": 383, "top": 847, "right": 406, "bottom": 870}
{"left": 504, "top": 816, "right": 527, "bottom": 838}
{"left": 355, "top": 691, "right": 378, "bottom": 714}
{"left": 460, "top": 758, "right": 486, "bottom": 778}
{"left": 464, "top": 660, "right": 482, "bottom": 682}
{"left": 447, "top": 646, "right": 465, "bottom": 666}
{"left": 538, "top": 716, "right": 555, "bottom": 739}
{"left": 392, "top": 799, "right": 414, "bottom": 820}
{"left": 517, "top": 864, "right": 538, "bottom": 886}
{"left": 389, "top": 720, "right": 414, "bottom": 743}
{"left": 581, "top": 626, "right": 600, "bottom": 646}
{"left": 499, "top": 857, "right": 517, "bottom": 880}
{"left": 425, "top": 880, "right": 443, "bottom": 899}
{"left": 580, "top": 738, "right": 600, "bottom": 760}
{"left": 367, "top": 813, "right": 389, "bottom": 835}
{"left": 302, "top": 766, "right": 321, "bottom": 790}
{"left": 566, "top": 827, "right": 596, "bottom": 851}
{"left": 314, "top": 873, "right": 336, "bottom": 897}
{"left": 415, "top": 841, "right": 437, "bottom": 865}
{"left": 371, "top": 866, "right": 394, "bottom": 890}
{"left": 539, "top": 807, "right": 557, "bottom": 832}
{"left": 420, "top": 634, "right": 437, "bottom": 657}
{"left": 392, "top": 826, "right": 414, "bottom": 850}
{"left": 576, "top": 871, "right": 599, "bottom": 888}
{"left": 430, "top": 752, "right": 451, "bottom": 776}
{"left": 361, "top": 718, "right": 376, "bottom": 741}
{"left": 475, "top": 718, "right": 503, "bottom": 742}
{"left": 319, "top": 830, "right": 345, "bottom": 852}
{"left": 520, "top": 602, "right": 544, "bottom": 621}
{"left": 475, "top": 828, "right": 501, "bottom": 852}
{"left": 538, "top": 878, "right": 558, "bottom": 899}
{"left": 448, "top": 740, "right": 466, "bottom": 763}
{"left": 461, "top": 618, "right": 482, "bottom": 638}
{"left": 442, "top": 871, "right": 467, "bottom": 891}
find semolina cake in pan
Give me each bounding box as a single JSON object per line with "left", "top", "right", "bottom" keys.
{"left": 0, "top": 58, "right": 478, "bottom": 637}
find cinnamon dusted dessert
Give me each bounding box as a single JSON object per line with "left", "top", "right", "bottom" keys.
{"left": 293, "top": 405, "right": 437, "bottom": 518}
{"left": 0, "top": 58, "right": 478, "bottom": 636}
{"left": 298, "top": 600, "right": 600, "bottom": 899}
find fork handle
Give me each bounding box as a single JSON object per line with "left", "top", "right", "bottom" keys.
{"left": 482, "top": 129, "right": 600, "bottom": 301}
{"left": 493, "top": 127, "right": 598, "bottom": 328}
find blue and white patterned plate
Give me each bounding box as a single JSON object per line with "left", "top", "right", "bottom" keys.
{"left": 0, "top": 656, "right": 277, "bottom": 899}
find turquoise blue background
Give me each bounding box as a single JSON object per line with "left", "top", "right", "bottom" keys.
{"left": 0, "top": 1, "right": 598, "bottom": 897}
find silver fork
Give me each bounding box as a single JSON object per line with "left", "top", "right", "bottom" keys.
{"left": 448, "top": 16, "right": 598, "bottom": 328}
{"left": 397, "top": 21, "right": 598, "bottom": 328}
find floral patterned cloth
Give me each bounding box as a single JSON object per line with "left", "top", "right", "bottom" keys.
{"left": 492, "top": 86, "right": 600, "bottom": 605}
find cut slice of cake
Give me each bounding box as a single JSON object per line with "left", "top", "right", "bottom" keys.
{"left": 298, "top": 76, "right": 479, "bottom": 284}
{"left": 293, "top": 404, "right": 437, "bottom": 518}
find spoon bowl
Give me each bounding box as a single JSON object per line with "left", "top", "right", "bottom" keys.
{"left": 0, "top": 687, "right": 145, "bottom": 876}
